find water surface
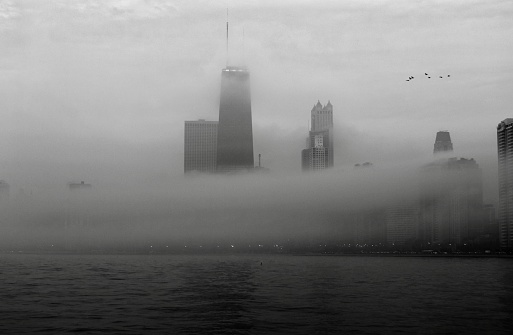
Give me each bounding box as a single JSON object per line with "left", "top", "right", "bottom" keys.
{"left": 1, "top": 254, "right": 512, "bottom": 334}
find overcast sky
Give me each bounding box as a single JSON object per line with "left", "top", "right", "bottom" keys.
{"left": 1, "top": 0, "right": 512, "bottom": 203}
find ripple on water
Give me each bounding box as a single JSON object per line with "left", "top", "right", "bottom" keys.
{"left": 0, "top": 254, "right": 512, "bottom": 334}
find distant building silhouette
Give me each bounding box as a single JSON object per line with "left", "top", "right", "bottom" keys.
{"left": 418, "top": 158, "right": 483, "bottom": 247}
{"left": 184, "top": 119, "right": 218, "bottom": 174}
{"left": 0, "top": 180, "right": 9, "bottom": 200}
{"left": 302, "top": 101, "right": 333, "bottom": 171}
{"left": 216, "top": 66, "right": 254, "bottom": 173}
{"left": 433, "top": 131, "right": 453, "bottom": 154}
{"left": 497, "top": 118, "right": 513, "bottom": 249}
{"left": 354, "top": 162, "right": 373, "bottom": 169}
{"left": 68, "top": 181, "right": 92, "bottom": 190}
{"left": 385, "top": 203, "right": 419, "bottom": 247}
{"left": 66, "top": 181, "right": 93, "bottom": 250}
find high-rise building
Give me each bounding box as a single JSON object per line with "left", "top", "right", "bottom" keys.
{"left": 302, "top": 101, "right": 333, "bottom": 171}
{"left": 418, "top": 157, "right": 483, "bottom": 247}
{"left": 184, "top": 119, "right": 218, "bottom": 173}
{"left": 497, "top": 118, "right": 513, "bottom": 249}
{"left": 433, "top": 131, "right": 453, "bottom": 154}
{"left": 216, "top": 66, "right": 254, "bottom": 172}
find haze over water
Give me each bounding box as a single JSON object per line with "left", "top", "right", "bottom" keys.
{"left": 2, "top": 1, "right": 513, "bottom": 333}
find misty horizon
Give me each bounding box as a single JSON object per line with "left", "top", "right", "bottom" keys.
{"left": 1, "top": 0, "right": 512, "bottom": 250}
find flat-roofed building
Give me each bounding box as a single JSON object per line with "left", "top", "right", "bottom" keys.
{"left": 497, "top": 118, "right": 513, "bottom": 249}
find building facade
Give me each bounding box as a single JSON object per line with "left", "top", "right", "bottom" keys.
{"left": 418, "top": 158, "right": 483, "bottom": 247}
{"left": 184, "top": 120, "right": 218, "bottom": 173}
{"left": 302, "top": 101, "right": 333, "bottom": 171}
{"left": 216, "top": 66, "right": 254, "bottom": 172}
{"left": 385, "top": 204, "right": 419, "bottom": 247}
{"left": 497, "top": 118, "right": 513, "bottom": 249}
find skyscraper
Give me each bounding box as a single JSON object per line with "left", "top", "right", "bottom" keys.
{"left": 433, "top": 131, "right": 453, "bottom": 154}
{"left": 184, "top": 119, "right": 218, "bottom": 173}
{"left": 418, "top": 158, "right": 483, "bottom": 247}
{"left": 302, "top": 101, "right": 333, "bottom": 171}
{"left": 497, "top": 118, "right": 513, "bottom": 249}
{"left": 216, "top": 66, "right": 254, "bottom": 172}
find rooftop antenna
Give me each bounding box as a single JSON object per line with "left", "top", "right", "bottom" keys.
{"left": 226, "top": 8, "right": 229, "bottom": 67}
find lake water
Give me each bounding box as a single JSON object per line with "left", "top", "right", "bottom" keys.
{"left": 0, "top": 253, "right": 512, "bottom": 334}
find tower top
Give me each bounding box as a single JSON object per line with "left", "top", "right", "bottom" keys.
{"left": 226, "top": 8, "right": 229, "bottom": 67}
{"left": 435, "top": 131, "right": 452, "bottom": 143}
{"left": 434, "top": 131, "right": 453, "bottom": 154}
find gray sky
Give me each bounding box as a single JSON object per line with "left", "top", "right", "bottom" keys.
{"left": 1, "top": 0, "right": 512, "bottom": 204}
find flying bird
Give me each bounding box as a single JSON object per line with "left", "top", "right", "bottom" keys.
{"left": 439, "top": 76, "right": 442, "bottom": 78}
{"left": 448, "top": 75, "right": 451, "bottom": 77}
{"left": 425, "top": 73, "right": 428, "bottom": 75}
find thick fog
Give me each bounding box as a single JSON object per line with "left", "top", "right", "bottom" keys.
{"left": 1, "top": 1, "right": 512, "bottom": 249}
{"left": 0, "top": 160, "right": 428, "bottom": 249}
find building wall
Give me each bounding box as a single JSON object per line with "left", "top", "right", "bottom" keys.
{"left": 433, "top": 131, "right": 454, "bottom": 154}
{"left": 302, "top": 101, "right": 333, "bottom": 171}
{"left": 418, "top": 158, "right": 483, "bottom": 246}
{"left": 497, "top": 119, "right": 513, "bottom": 249}
{"left": 216, "top": 66, "right": 254, "bottom": 172}
{"left": 385, "top": 204, "right": 419, "bottom": 246}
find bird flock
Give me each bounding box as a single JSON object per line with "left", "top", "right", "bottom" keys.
{"left": 406, "top": 73, "right": 450, "bottom": 81}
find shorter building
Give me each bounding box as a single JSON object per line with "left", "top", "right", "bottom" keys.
{"left": 184, "top": 120, "right": 218, "bottom": 174}
{"left": 433, "top": 131, "right": 453, "bottom": 154}
{"left": 68, "top": 181, "right": 92, "bottom": 190}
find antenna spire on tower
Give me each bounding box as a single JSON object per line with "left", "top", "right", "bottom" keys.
{"left": 226, "top": 8, "right": 229, "bottom": 67}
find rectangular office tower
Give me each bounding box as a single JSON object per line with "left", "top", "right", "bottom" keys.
{"left": 184, "top": 120, "right": 218, "bottom": 173}
{"left": 302, "top": 101, "right": 333, "bottom": 171}
{"left": 216, "top": 66, "right": 254, "bottom": 173}
{"left": 498, "top": 119, "right": 513, "bottom": 249}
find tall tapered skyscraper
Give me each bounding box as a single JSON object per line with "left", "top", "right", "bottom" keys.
{"left": 497, "top": 118, "right": 513, "bottom": 249}
{"left": 216, "top": 66, "right": 254, "bottom": 172}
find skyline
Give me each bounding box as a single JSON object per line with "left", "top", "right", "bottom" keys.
{"left": 1, "top": 0, "right": 512, "bottom": 204}
{"left": 2, "top": 3, "right": 513, "bottom": 332}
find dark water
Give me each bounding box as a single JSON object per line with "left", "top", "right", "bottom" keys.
{"left": 0, "top": 254, "right": 512, "bottom": 334}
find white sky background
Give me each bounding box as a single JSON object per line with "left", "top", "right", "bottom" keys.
{"left": 1, "top": 0, "right": 512, "bottom": 203}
